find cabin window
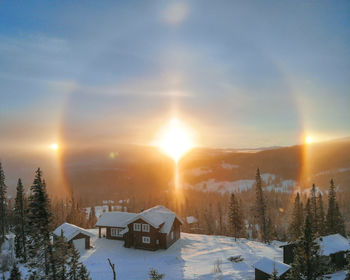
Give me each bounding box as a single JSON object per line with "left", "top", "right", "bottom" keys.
{"left": 156, "top": 240, "right": 159, "bottom": 245}
{"left": 110, "top": 228, "right": 123, "bottom": 237}
{"left": 142, "top": 236, "right": 150, "bottom": 244}
{"left": 133, "top": 223, "right": 141, "bottom": 231}
{"left": 171, "top": 231, "right": 174, "bottom": 240}
{"left": 142, "top": 224, "right": 150, "bottom": 232}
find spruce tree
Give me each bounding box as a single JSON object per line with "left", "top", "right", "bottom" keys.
{"left": 335, "top": 203, "right": 346, "bottom": 236}
{"left": 0, "top": 162, "right": 7, "bottom": 245}
{"left": 309, "top": 184, "right": 318, "bottom": 235}
{"left": 288, "top": 199, "right": 323, "bottom": 280}
{"left": 14, "top": 178, "right": 26, "bottom": 262}
{"left": 266, "top": 216, "right": 276, "bottom": 241}
{"left": 255, "top": 168, "right": 268, "bottom": 243}
{"left": 8, "top": 263, "right": 21, "bottom": 280}
{"left": 67, "top": 244, "right": 81, "bottom": 280}
{"left": 78, "top": 264, "right": 91, "bottom": 280}
{"left": 26, "top": 169, "right": 56, "bottom": 279}
{"left": 53, "top": 231, "right": 69, "bottom": 280}
{"left": 148, "top": 269, "right": 164, "bottom": 280}
{"left": 289, "top": 192, "right": 304, "bottom": 240}
{"left": 229, "top": 193, "right": 244, "bottom": 241}
{"left": 345, "top": 252, "right": 350, "bottom": 280}
{"left": 315, "top": 193, "right": 325, "bottom": 236}
{"left": 326, "top": 179, "right": 346, "bottom": 236}
{"left": 88, "top": 206, "right": 97, "bottom": 228}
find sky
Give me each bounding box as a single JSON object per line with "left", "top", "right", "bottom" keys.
{"left": 1, "top": 0, "right": 350, "bottom": 151}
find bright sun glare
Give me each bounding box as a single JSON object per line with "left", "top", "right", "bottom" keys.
{"left": 305, "top": 135, "right": 313, "bottom": 144}
{"left": 50, "top": 143, "right": 59, "bottom": 150}
{"left": 156, "top": 118, "right": 194, "bottom": 162}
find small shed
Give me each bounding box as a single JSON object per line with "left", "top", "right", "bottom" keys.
{"left": 280, "top": 234, "right": 350, "bottom": 268}
{"left": 318, "top": 234, "right": 350, "bottom": 268}
{"left": 53, "top": 222, "right": 94, "bottom": 250}
{"left": 252, "top": 257, "right": 291, "bottom": 280}
{"left": 279, "top": 243, "right": 296, "bottom": 265}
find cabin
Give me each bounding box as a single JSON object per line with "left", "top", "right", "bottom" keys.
{"left": 124, "top": 206, "right": 183, "bottom": 250}
{"left": 95, "top": 205, "right": 183, "bottom": 251}
{"left": 252, "top": 257, "right": 291, "bottom": 280}
{"left": 95, "top": 211, "right": 137, "bottom": 240}
{"left": 53, "top": 222, "right": 94, "bottom": 250}
{"left": 280, "top": 234, "right": 350, "bottom": 269}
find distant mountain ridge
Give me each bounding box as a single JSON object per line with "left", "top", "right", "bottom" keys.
{"left": 1, "top": 137, "right": 350, "bottom": 199}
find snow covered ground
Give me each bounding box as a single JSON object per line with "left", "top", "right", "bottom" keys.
{"left": 81, "top": 230, "right": 284, "bottom": 280}
{"left": 186, "top": 173, "right": 296, "bottom": 194}
{"left": 1, "top": 231, "right": 347, "bottom": 279}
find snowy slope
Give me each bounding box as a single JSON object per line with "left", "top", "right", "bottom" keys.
{"left": 185, "top": 174, "right": 296, "bottom": 194}
{"left": 81, "top": 230, "right": 284, "bottom": 280}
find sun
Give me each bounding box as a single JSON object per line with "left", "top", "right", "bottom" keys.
{"left": 50, "top": 143, "right": 59, "bottom": 150}
{"left": 305, "top": 135, "right": 313, "bottom": 144}
{"left": 155, "top": 118, "right": 194, "bottom": 162}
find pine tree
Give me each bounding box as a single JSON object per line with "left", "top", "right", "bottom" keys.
{"left": 326, "top": 179, "right": 346, "bottom": 236}
{"left": 78, "top": 264, "right": 91, "bottom": 280}
{"left": 67, "top": 244, "right": 81, "bottom": 280}
{"left": 309, "top": 184, "right": 318, "bottom": 235}
{"left": 53, "top": 231, "right": 69, "bottom": 280}
{"left": 0, "top": 162, "right": 7, "bottom": 245}
{"left": 315, "top": 193, "right": 325, "bottom": 236}
{"left": 14, "top": 178, "right": 26, "bottom": 262}
{"left": 288, "top": 199, "right": 323, "bottom": 280}
{"left": 67, "top": 199, "right": 88, "bottom": 228}
{"left": 335, "top": 203, "right": 346, "bottom": 236}
{"left": 8, "top": 263, "right": 21, "bottom": 280}
{"left": 229, "top": 193, "right": 244, "bottom": 241}
{"left": 88, "top": 206, "right": 97, "bottom": 228}
{"left": 148, "top": 268, "right": 164, "bottom": 280}
{"left": 67, "top": 198, "right": 78, "bottom": 225}
{"left": 26, "top": 169, "right": 56, "bottom": 279}
{"left": 203, "top": 204, "right": 214, "bottom": 234}
{"left": 345, "top": 252, "right": 350, "bottom": 280}
{"left": 266, "top": 216, "right": 276, "bottom": 241}
{"left": 255, "top": 168, "right": 268, "bottom": 243}
{"left": 289, "top": 192, "right": 304, "bottom": 240}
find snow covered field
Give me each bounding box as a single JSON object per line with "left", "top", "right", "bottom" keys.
{"left": 81, "top": 230, "right": 284, "bottom": 280}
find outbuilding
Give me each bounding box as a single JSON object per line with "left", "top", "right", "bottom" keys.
{"left": 318, "top": 234, "right": 350, "bottom": 269}
{"left": 252, "top": 257, "right": 291, "bottom": 280}
{"left": 280, "top": 234, "right": 350, "bottom": 269}
{"left": 53, "top": 222, "right": 94, "bottom": 250}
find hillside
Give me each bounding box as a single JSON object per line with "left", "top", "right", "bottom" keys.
{"left": 80, "top": 230, "right": 283, "bottom": 280}
{"left": 1, "top": 137, "right": 350, "bottom": 200}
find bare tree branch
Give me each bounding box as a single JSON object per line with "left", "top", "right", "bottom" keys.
{"left": 107, "top": 258, "right": 116, "bottom": 280}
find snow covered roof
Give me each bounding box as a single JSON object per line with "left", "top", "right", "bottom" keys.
{"left": 119, "top": 227, "right": 129, "bottom": 235}
{"left": 186, "top": 216, "right": 198, "bottom": 224}
{"left": 253, "top": 257, "right": 291, "bottom": 277}
{"left": 95, "top": 211, "right": 137, "bottom": 228}
{"left": 127, "top": 206, "right": 183, "bottom": 234}
{"left": 53, "top": 223, "right": 94, "bottom": 241}
{"left": 318, "top": 234, "right": 350, "bottom": 256}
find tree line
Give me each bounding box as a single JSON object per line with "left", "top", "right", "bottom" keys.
{"left": 0, "top": 163, "right": 91, "bottom": 280}
{"left": 286, "top": 179, "right": 347, "bottom": 279}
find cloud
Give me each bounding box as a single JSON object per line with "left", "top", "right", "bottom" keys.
{"left": 162, "top": 2, "right": 189, "bottom": 25}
